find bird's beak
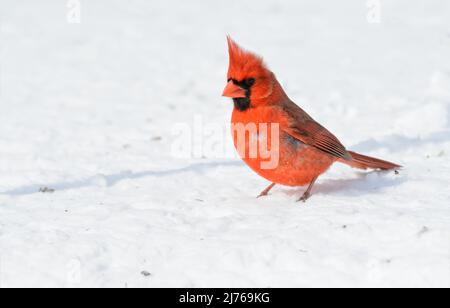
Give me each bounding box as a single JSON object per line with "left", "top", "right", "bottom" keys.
{"left": 222, "top": 81, "right": 247, "bottom": 98}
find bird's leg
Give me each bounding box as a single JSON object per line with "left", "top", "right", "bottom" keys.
{"left": 298, "top": 177, "right": 318, "bottom": 202}
{"left": 257, "top": 183, "right": 276, "bottom": 198}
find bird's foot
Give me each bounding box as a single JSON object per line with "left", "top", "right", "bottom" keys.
{"left": 257, "top": 192, "right": 268, "bottom": 198}
{"left": 297, "top": 192, "right": 311, "bottom": 203}
{"left": 257, "top": 189, "right": 272, "bottom": 198}
{"left": 296, "top": 177, "right": 318, "bottom": 203}
{"left": 257, "top": 183, "right": 276, "bottom": 199}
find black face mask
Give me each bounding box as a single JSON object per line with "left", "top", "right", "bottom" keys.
{"left": 230, "top": 78, "right": 255, "bottom": 112}
{"left": 233, "top": 97, "right": 251, "bottom": 112}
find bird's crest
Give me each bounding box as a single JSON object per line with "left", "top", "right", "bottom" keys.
{"left": 226, "top": 36, "right": 270, "bottom": 81}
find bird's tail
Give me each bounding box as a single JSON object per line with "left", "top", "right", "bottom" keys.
{"left": 340, "top": 151, "right": 401, "bottom": 170}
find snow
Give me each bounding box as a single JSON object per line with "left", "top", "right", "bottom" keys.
{"left": 0, "top": 0, "right": 449, "bottom": 288}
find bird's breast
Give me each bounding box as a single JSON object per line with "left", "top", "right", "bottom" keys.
{"left": 231, "top": 108, "right": 335, "bottom": 186}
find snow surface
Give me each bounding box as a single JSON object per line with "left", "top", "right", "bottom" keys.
{"left": 0, "top": 0, "right": 449, "bottom": 288}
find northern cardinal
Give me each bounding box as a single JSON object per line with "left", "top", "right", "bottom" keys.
{"left": 222, "top": 37, "right": 401, "bottom": 201}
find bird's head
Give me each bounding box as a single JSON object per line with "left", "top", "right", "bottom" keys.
{"left": 223, "top": 36, "right": 275, "bottom": 111}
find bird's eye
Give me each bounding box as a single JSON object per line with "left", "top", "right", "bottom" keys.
{"left": 245, "top": 78, "right": 256, "bottom": 87}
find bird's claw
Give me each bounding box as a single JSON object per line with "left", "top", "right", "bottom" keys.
{"left": 297, "top": 192, "right": 311, "bottom": 203}
{"left": 257, "top": 192, "right": 268, "bottom": 198}
{"left": 257, "top": 183, "right": 276, "bottom": 199}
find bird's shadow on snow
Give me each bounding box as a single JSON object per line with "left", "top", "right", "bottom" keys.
{"left": 309, "top": 116, "right": 450, "bottom": 197}
{"left": 0, "top": 161, "right": 243, "bottom": 196}
{"left": 1, "top": 160, "right": 404, "bottom": 199}
{"left": 279, "top": 170, "right": 405, "bottom": 199}
{"left": 5, "top": 123, "right": 447, "bottom": 198}
{"left": 315, "top": 171, "right": 405, "bottom": 197}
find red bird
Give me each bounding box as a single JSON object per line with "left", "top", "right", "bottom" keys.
{"left": 222, "top": 37, "right": 401, "bottom": 201}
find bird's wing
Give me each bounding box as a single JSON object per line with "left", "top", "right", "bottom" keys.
{"left": 277, "top": 101, "right": 352, "bottom": 161}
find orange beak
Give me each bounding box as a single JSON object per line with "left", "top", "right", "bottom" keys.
{"left": 222, "top": 81, "right": 247, "bottom": 98}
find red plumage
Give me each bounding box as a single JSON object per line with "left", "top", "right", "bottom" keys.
{"left": 223, "top": 37, "right": 401, "bottom": 201}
